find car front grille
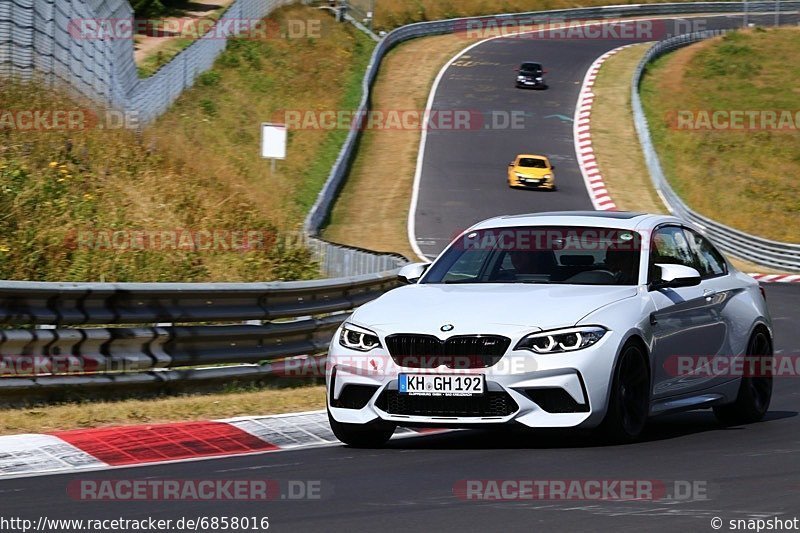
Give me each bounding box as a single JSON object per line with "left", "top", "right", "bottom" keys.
{"left": 378, "top": 390, "right": 518, "bottom": 417}
{"left": 384, "top": 334, "right": 510, "bottom": 369}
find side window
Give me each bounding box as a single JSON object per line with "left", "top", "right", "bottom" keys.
{"left": 684, "top": 229, "right": 727, "bottom": 278}
{"left": 649, "top": 226, "right": 696, "bottom": 280}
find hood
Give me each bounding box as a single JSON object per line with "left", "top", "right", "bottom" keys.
{"left": 350, "top": 283, "right": 638, "bottom": 337}
{"left": 513, "top": 166, "right": 550, "bottom": 177}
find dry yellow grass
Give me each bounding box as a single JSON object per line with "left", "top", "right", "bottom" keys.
{"left": 322, "top": 15, "right": 701, "bottom": 260}
{"left": 640, "top": 28, "right": 800, "bottom": 244}
{"left": 356, "top": 0, "right": 725, "bottom": 30}
{"left": 0, "top": 386, "right": 326, "bottom": 435}
{"left": 323, "top": 33, "right": 477, "bottom": 259}
{"left": 0, "top": 5, "right": 371, "bottom": 282}
{"left": 149, "top": 5, "right": 375, "bottom": 231}
{"left": 592, "top": 43, "right": 666, "bottom": 214}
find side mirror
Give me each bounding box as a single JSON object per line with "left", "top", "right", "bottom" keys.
{"left": 508, "top": 162, "right": 515, "bottom": 166}
{"left": 649, "top": 263, "right": 701, "bottom": 290}
{"left": 514, "top": 67, "right": 520, "bottom": 72}
{"left": 550, "top": 165, "right": 556, "bottom": 170}
{"left": 398, "top": 262, "right": 430, "bottom": 284}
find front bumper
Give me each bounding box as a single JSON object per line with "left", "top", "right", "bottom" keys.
{"left": 516, "top": 80, "right": 546, "bottom": 88}
{"left": 509, "top": 176, "right": 555, "bottom": 189}
{"left": 327, "top": 331, "right": 618, "bottom": 429}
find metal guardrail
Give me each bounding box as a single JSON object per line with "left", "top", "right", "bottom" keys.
{"left": 304, "top": 1, "right": 800, "bottom": 237}
{"left": 631, "top": 30, "right": 800, "bottom": 271}
{"left": 0, "top": 271, "right": 400, "bottom": 399}
{"left": 307, "top": 237, "right": 408, "bottom": 278}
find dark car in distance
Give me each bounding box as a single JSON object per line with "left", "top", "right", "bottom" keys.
{"left": 515, "top": 62, "right": 547, "bottom": 89}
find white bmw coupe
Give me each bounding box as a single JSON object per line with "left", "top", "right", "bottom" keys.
{"left": 326, "top": 212, "right": 773, "bottom": 446}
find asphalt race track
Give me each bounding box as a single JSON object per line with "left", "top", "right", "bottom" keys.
{"left": 1, "top": 284, "right": 798, "bottom": 532}
{"left": 3, "top": 14, "right": 800, "bottom": 533}
{"left": 412, "top": 13, "right": 799, "bottom": 259}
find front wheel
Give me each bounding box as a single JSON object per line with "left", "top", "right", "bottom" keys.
{"left": 599, "top": 342, "right": 650, "bottom": 443}
{"left": 713, "top": 330, "right": 773, "bottom": 425}
{"left": 327, "top": 409, "right": 396, "bottom": 448}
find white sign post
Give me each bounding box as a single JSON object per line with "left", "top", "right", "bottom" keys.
{"left": 261, "top": 122, "right": 287, "bottom": 174}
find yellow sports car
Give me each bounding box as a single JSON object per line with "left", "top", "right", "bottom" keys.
{"left": 507, "top": 154, "right": 556, "bottom": 190}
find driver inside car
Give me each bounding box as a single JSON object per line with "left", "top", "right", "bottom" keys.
{"left": 603, "top": 247, "right": 636, "bottom": 284}
{"left": 508, "top": 250, "right": 557, "bottom": 277}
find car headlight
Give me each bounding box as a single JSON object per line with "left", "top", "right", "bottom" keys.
{"left": 517, "top": 76, "right": 526, "bottom": 81}
{"left": 339, "top": 323, "right": 382, "bottom": 352}
{"left": 515, "top": 172, "right": 527, "bottom": 179}
{"left": 535, "top": 76, "right": 543, "bottom": 81}
{"left": 542, "top": 174, "right": 552, "bottom": 180}
{"left": 515, "top": 326, "right": 607, "bottom": 354}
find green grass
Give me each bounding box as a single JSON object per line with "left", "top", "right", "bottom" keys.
{"left": 293, "top": 33, "right": 374, "bottom": 213}
{"left": 641, "top": 27, "right": 800, "bottom": 243}
{"left": 138, "top": 38, "right": 198, "bottom": 78}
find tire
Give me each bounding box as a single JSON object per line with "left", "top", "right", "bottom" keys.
{"left": 327, "top": 408, "right": 395, "bottom": 448}
{"left": 713, "top": 330, "right": 773, "bottom": 425}
{"left": 599, "top": 341, "right": 650, "bottom": 443}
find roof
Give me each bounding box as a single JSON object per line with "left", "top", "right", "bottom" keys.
{"left": 469, "top": 211, "right": 681, "bottom": 232}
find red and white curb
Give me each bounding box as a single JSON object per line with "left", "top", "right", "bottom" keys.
{"left": 573, "top": 44, "right": 636, "bottom": 212}
{"left": 0, "top": 410, "right": 441, "bottom": 479}
{"left": 747, "top": 273, "right": 800, "bottom": 283}
{"left": 574, "top": 45, "right": 799, "bottom": 283}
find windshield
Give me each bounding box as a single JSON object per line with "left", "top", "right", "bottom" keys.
{"left": 518, "top": 158, "right": 547, "bottom": 168}
{"left": 520, "top": 63, "right": 542, "bottom": 74}
{"left": 422, "top": 226, "right": 641, "bottom": 285}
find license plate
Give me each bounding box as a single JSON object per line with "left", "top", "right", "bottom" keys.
{"left": 398, "top": 374, "right": 484, "bottom": 396}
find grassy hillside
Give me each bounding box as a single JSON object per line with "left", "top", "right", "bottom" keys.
{"left": 641, "top": 28, "right": 800, "bottom": 242}
{"left": 352, "top": 0, "right": 730, "bottom": 30}
{"left": 0, "top": 5, "right": 374, "bottom": 282}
